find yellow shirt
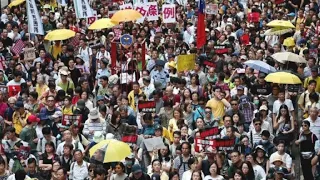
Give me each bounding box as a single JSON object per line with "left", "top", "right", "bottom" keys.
{"left": 296, "top": 17, "right": 305, "bottom": 31}
{"left": 62, "top": 105, "right": 74, "bottom": 115}
{"left": 36, "top": 84, "right": 48, "bottom": 100}
{"left": 304, "top": 76, "right": 320, "bottom": 93}
{"left": 206, "top": 98, "right": 228, "bottom": 126}
{"left": 49, "top": 44, "right": 62, "bottom": 60}
{"left": 12, "top": 111, "right": 30, "bottom": 135}
{"left": 128, "top": 89, "right": 143, "bottom": 111}
{"left": 168, "top": 118, "right": 179, "bottom": 142}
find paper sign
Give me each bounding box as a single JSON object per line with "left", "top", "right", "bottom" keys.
{"left": 23, "top": 48, "right": 36, "bottom": 61}
{"left": 162, "top": 4, "right": 176, "bottom": 23}
{"left": 147, "top": 2, "right": 158, "bottom": 21}
{"left": 206, "top": 4, "right": 218, "bottom": 14}
{"left": 195, "top": 138, "right": 235, "bottom": 152}
{"left": 177, "top": 54, "right": 196, "bottom": 72}
{"left": 8, "top": 85, "right": 21, "bottom": 97}
{"left": 120, "top": 3, "right": 133, "bottom": 10}
{"left": 135, "top": 4, "right": 148, "bottom": 23}
{"left": 144, "top": 137, "right": 166, "bottom": 151}
{"left": 138, "top": 101, "right": 156, "bottom": 113}
{"left": 62, "top": 115, "right": 82, "bottom": 127}
{"left": 120, "top": 72, "right": 136, "bottom": 84}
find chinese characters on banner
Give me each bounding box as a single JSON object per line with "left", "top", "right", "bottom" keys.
{"left": 74, "top": 0, "right": 94, "bottom": 18}
{"left": 162, "top": 4, "right": 176, "bottom": 23}
{"left": 147, "top": 2, "right": 158, "bottom": 21}
{"left": 120, "top": 3, "right": 133, "bottom": 10}
{"left": 135, "top": 4, "right": 148, "bottom": 23}
{"left": 26, "top": 0, "right": 44, "bottom": 35}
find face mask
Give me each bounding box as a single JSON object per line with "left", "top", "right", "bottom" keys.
{"left": 261, "top": 139, "right": 268, "bottom": 144}
{"left": 125, "top": 160, "right": 133, "bottom": 167}
{"left": 254, "top": 100, "right": 259, "bottom": 105}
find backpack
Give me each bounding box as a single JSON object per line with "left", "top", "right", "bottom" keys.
{"left": 12, "top": 157, "right": 24, "bottom": 173}
{"left": 178, "top": 155, "right": 193, "bottom": 172}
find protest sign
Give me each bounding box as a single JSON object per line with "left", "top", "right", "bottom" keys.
{"left": 62, "top": 114, "right": 82, "bottom": 127}
{"left": 195, "top": 138, "right": 235, "bottom": 152}
{"left": 144, "top": 137, "right": 166, "bottom": 151}
{"left": 23, "top": 48, "right": 36, "bottom": 61}
{"left": 135, "top": 4, "right": 148, "bottom": 23}
{"left": 74, "top": 0, "right": 94, "bottom": 18}
{"left": 206, "top": 4, "right": 218, "bottom": 14}
{"left": 138, "top": 101, "right": 156, "bottom": 113}
{"left": 200, "top": 127, "right": 220, "bottom": 139}
{"left": 122, "top": 135, "right": 138, "bottom": 147}
{"left": 8, "top": 85, "right": 21, "bottom": 97}
{"left": 203, "top": 60, "right": 216, "bottom": 68}
{"left": 162, "top": 4, "right": 176, "bottom": 23}
{"left": 177, "top": 54, "right": 196, "bottom": 72}
{"left": 147, "top": 2, "right": 158, "bottom": 21}
{"left": 27, "top": 0, "right": 44, "bottom": 35}
{"left": 214, "top": 45, "right": 228, "bottom": 54}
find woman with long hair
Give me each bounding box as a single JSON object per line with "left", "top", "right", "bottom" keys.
{"left": 191, "top": 170, "right": 203, "bottom": 180}
{"left": 39, "top": 142, "right": 60, "bottom": 179}
{"left": 241, "top": 161, "right": 255, "bottom": 180}
{"left": 181, "top": 157, "right": 204, "bottom": 180}
{"left": 81, "top": 90, "right": 93, "bottom": 110}
{"left": 273, "top": 104, "right": 294, "bottom": 145}
{"left": 203, "top": 161, "right": 224, "bottom": 180}
{"left": 168, "top": 108, "right": 184, "bottom": 142}
{"left": 183, "top": 103, "right": 194, "bottom": 130}
{"left": 106, "top": 111, "right": 132, "bottom": 140}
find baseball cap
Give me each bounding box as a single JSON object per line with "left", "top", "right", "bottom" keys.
{"left": 52, "top": 111, "right": 63, "bottom": 118}
{"left": 311, "top": 67, "right": 318, "bottom": 72}
{"left": 237, "top": 85, "right": 244, "bottom": 90}
{"left": 132, "top": 164, "right": 142, "bottom": 174}
{"left": 28, "top": 115, "right": 40, "bottom": 123}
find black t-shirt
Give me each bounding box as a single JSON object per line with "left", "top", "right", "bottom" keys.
{"left": 285, "top": 0, "right": 301, "bottom": 13}
{"left": 251, "top": 82, "right": 272, "bottom": 95}
{"left": 1, "top": 37, "right": 13, "bottom": 47}
{"left": 69, "top": 68, "right": 81, "bottom": 87}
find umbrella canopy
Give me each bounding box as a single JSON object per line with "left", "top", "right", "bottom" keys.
{"left": 111, "top": 9, "right": 143, "bottom": 22}
{"left": 271, "top": 52, "right": 306, "bottom": 64}
{"left": 244, "top": 60, "right": 276, "bottom": 74}
{"left": 266, "top": 20, "right": 295, "bottom": 29}
{"left": 264, "top": 28, "right": 293, "bottom": 36}
{"left": 8, "top": 0, "right": 25, "bottom": 7}
{"left": 45, "top": 29, "right": 75, "bottom": 41}
{"left": 265, "top": 72, "right": 302, "bottom": 84}
{"left": 88, "top": 18, "right": 118, "bottom": 30}
{"left": 89, "top": 139, "right": 131, "bottom": 163}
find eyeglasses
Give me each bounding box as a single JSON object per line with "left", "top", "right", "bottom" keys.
{"left": 254, "top": 123, "right": 261, "bottom": 126}
{"left": 205, "top": 111, "right": 211, "bottom": 114}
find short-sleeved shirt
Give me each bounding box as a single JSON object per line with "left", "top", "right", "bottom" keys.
{"left": 272, "top": 99, "right": 294, "bottom": 116}
{"left": 173, "top": 155, "right": 192, "bottom": 178}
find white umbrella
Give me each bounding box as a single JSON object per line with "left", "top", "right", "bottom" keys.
{"left": 271, "top": 52, "right": 307, "bottom": 64}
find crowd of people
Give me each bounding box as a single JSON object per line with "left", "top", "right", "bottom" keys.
{"left": 0, "top": 0, "right": 319, "bottom": 179}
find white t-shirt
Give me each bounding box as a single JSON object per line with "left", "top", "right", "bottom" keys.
{"left": 78, "top": 46, "right": 93, "bottom": 67}
{"left": 56, "top": 141, "right": 84, "bottom": 156}
{"left": 7, "top": 79, "right": 26, "bottom": 86}
{"left": 272, "top": 99, "right": 294, "bottom": 116}
{"left": 204, "top": 175, "right": 224, "bottom": 180}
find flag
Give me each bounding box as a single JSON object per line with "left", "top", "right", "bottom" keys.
{"left": 26, "top": 0, "right": 44, "bottom": 35}
{"left": 11, "top": 39, "right": 25, "bottom": 55}
{"left": 197, "top": 0, "right": 206, "bottom": 49}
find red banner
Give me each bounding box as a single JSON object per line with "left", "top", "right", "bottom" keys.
{"left": 138, "top": 101, "right": 156, "bottom": 113}
{"left": 195, "top": 138, "right": 235, "bottom": 152}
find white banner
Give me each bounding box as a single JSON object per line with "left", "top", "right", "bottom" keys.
{"left": 135, "top": 4, "right": 148, "bottom": 23}
{"left": 120, "top": 3, "right": 133, "bottom": 10}
{"left": 147, "top": 2, "right": 158, "bottom": 21}
{"left": 74, "top": 0, "right": 94, "bottom": 19}
{"left": 26, "top": 0, "right": 44, "bottom": 35}
{"left": 162, "top": 4, "right": 176, "bottom": 23}
{"left": 206, "top": 3, "right": 218, "bottom": 14}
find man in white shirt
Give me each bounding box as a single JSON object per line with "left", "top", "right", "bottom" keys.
{"left": 142, "top": 76, "right": 155, "bottom": 100}
{"left": 305, "top": 107, "right": 320, "bottom": 139}
{"left": 69, "top": 149, "right": 89, "bottom": 180}
{"left": 95, "top": 45, "right": 111, "bottom": 68}
{"left": 7, "top": 70, "right": 25, "bottom": 86}
{"left": 56, "top": 130, "right": 84, "bottom": 156}
{"left": 230, "top": 77, "right": 248, "bottom": 97}
{"left": 269, "top": 141, "right": 292, "bottom": 172}
{"left": 78, "top": 39, "right": 93, "bottom": 68}
{"left": 272, "top": 89, "right": 295, "bottom": 123}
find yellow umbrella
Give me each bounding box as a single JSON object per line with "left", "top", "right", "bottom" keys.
{"left": 265, "top": 72, "right": 302, "bottom": 84}
{"left": 264, "top": 28, "right": 293, "bottom": 36}
{"left": 111, "top": 9, "right": 143, "bottom": 22}
{"left": 44, "top": 29, "right": 75, "bottom": 41}
{"left": 267, "top": 20, "right": 295, "bottom": 29}
{"left": 89, "top": 139, "right": 131, "bottom": 163}
{"left": 88, "top": 18, "right": 118, "bottom": 30}
{"left": 8, "top": 0, "right": 25, "bottom": 7}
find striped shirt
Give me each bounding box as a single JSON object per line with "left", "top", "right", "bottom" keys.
{"left": 82, "top": 118, "right": 106, "bottom": 141}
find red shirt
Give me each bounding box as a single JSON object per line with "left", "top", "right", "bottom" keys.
{"left": 163, "top": 95, "right": 181, "bottom": 105}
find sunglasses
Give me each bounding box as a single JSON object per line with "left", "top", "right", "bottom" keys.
{"left": 205, "top": 111, "right": 211, "bottom": 114}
